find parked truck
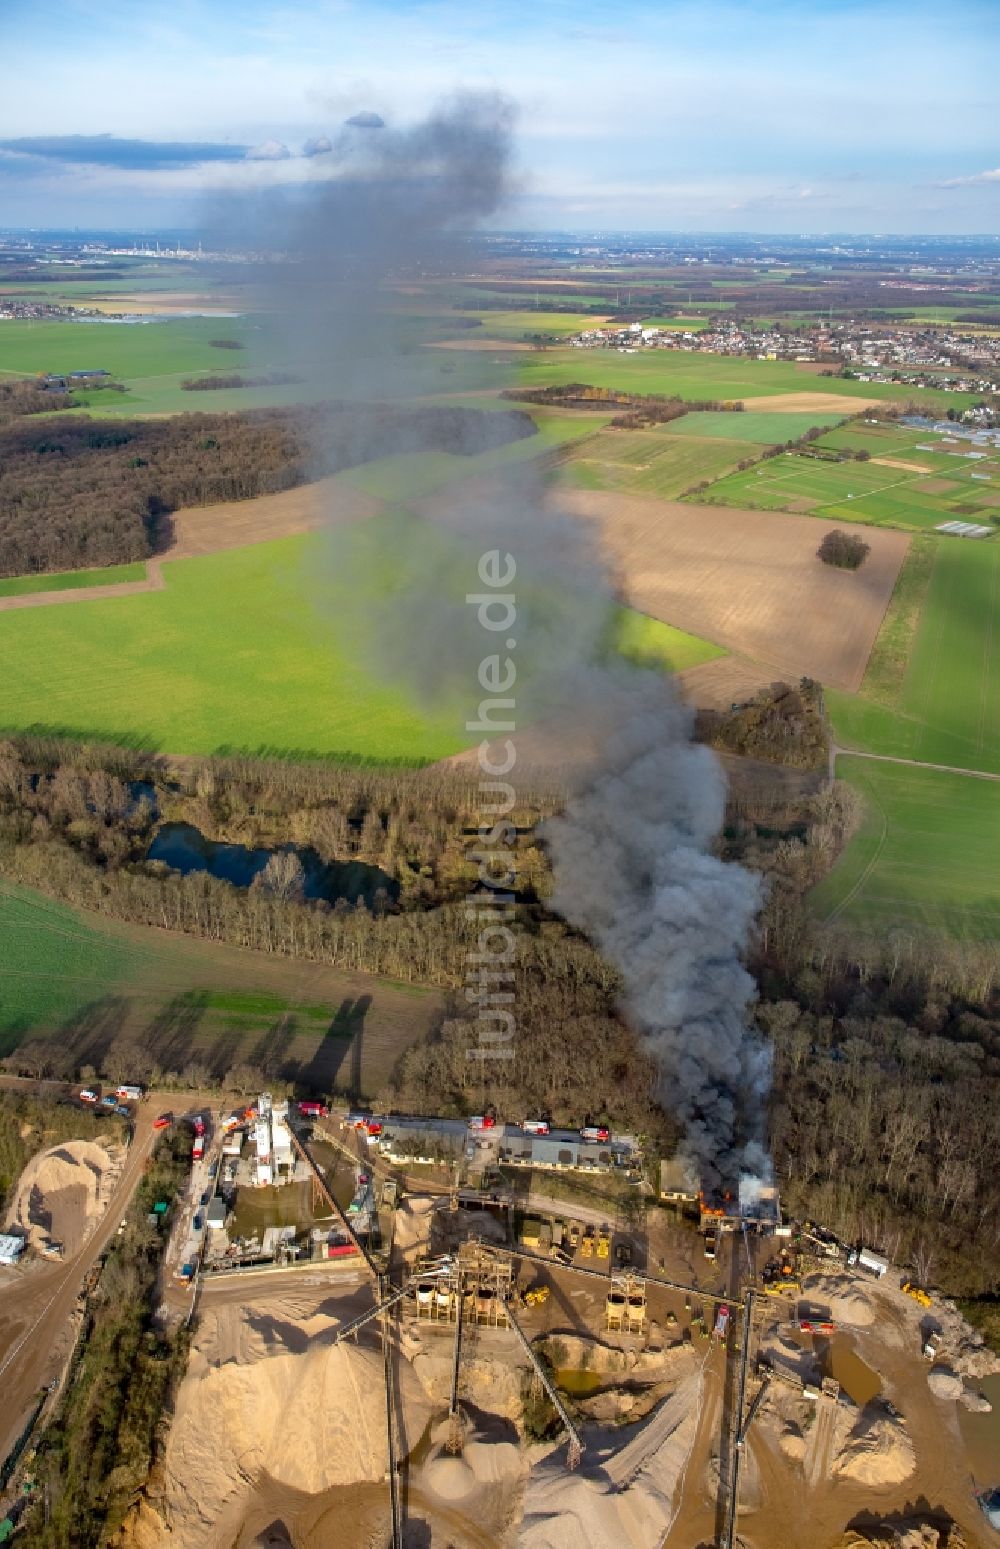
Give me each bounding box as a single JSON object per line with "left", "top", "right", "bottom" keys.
{"left": 848, "top": 1247, "right": 888, "bottom": 1279}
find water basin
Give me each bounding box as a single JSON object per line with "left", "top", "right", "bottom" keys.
{"left": 147, "top": 821, "right": 396, "bottom": 907}
{"left": 959, "top": 1371, "right": 1000, "bottom": 1487}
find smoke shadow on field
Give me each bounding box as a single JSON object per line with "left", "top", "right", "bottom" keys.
{"left": 293, "top": 995, "right": 371, "bottom": 1098}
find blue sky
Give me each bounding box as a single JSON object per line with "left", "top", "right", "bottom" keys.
{"left": 3, "top": 0, "right": 999, "bottom": 232}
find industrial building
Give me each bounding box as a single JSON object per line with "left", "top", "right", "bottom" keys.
{"left": 658, "top": 1154, "right": 700, "bottom": 1205}
{"left": 700, "top": 1176, "right": 782, "bottom": 1233}
{"left": 252, "top": 1094, "right": 295, "bottom": 1187}
{"left": 372, "top": 1114, "right": 640, "bottom": 1176}
{"left": 0, "top": 1234, "right": 25, "bottom": 1266}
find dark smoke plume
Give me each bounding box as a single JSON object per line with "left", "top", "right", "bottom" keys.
{"left": 237, "top": 92, "right": 771, "bottom": 1189}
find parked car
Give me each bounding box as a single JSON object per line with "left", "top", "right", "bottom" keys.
{"left": 193, "top": 1213, "right": 203, "bottom": 1231}
{"left": 79, "top": 1090, "right": 98, "bottom": 1105}
{"left": 152, "top": 1113, "right": 173, "bottom": 1130}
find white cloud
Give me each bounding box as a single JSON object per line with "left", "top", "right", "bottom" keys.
{"left": 934, "top": 168, "right": 1000, "bottom": 188}
{"left": 246, "top": 138, "right": 291, "bottom": 160}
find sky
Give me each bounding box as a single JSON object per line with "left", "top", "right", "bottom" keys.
{"left": 2, "top": 0, "right": 999, "bottom": 234}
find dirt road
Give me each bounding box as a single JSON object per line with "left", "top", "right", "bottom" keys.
{"left": 0, "top": 1104, "right": 157, "bottom": 1460}
{"left": 0, "top": 1085, "right": 220, "bottom": 1465}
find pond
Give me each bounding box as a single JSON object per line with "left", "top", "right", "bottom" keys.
{"left": 959, "top": 1371, "right": 1000, "bottom": 1487}
{"left": 814, "top": 1333, "right": 882, "bottom": 1407}
{"left": 146, "top": 821, "right": 396, "bottom": 908}
{"left": 555, "top": 1368, "right": 603, "bottom": 1397}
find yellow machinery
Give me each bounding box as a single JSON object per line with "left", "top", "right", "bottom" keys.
{"left": 902, "top": 1281, "right": 932, "bottom": 1307}
{"left": 763, "top": 1278, "right": 801, "bottom": 1296}
{"left": 596, "top": 1230, "right": 611, "bottom": 1260}
{"left": 581, "top": 1230, "right": 594, "bottom": 1259}
{"left": 525, "top": 1285, "right": 550, "bottom": 1307}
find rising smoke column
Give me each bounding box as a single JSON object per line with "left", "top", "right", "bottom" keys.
{"left": 233, "top": 92, "right": 771, "bottom": 1188}
{"left": 544, "top": 672, "right": 772, "bottom": 1192}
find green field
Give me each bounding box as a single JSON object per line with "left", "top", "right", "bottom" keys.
{"left": 514, "top": 348, "right": 979, "bottom": 412}
{"left": 663, "top": 409, "right": 848, "bottom": 443}
{"left": 455, "top": 310, "right": 609, "bottom": 338}
{"left": 0, "top": 530, "right": 459, "bottom": 761}
{"left": 0, "top": 313, "right": 517, "bottom": 415}
{"left": 0, "top": 882, "right": 439, "bottom": 1093}
{"left": 338, "top": 409, "right": 607, "bottom": 502}
{"left": 0, "top": 515, "right": 721, "bottom": 761}
{"left": 0, "top": 563, "right": 146, "bottom": 598}
{"left": 610, "top": 606, "right": 725, "bottom": 671}
{"left": 828, "top": 538, "right": 1000, "bottom": 775}
{"left": 0, "top": 315, "right": 265, "bottom": 380}
{"left": 562, "top": 425, "right": 761, "bottom": 498}
{"left": 693, "top": 432, "right": 1000, "bottom": 532}
{"left": 809, "top": 758, "right": 1000, "bottom": 937}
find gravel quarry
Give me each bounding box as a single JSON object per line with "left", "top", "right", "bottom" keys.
{"left": 5, "top": 1137, "right": 122, "bottom": 1258}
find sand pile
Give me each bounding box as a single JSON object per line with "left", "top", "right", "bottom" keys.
{"left": 800, "top": 1272, "right": 876, "bottom": 1327}
{"left": 831, "top": 1525, "right": 969, "bottom": 1549}
{"left": 832, "top": 1410, "right": 915, "bottom": 1487}
{"left": 411, "top": 1344, "right": 527, "bottom": 1422}
{"left": 543, "top": 1334, "right": 683, "bottom": 1380}
{"left": 927, "top": 1366, "right": 965, "bottom": 1402}
{"left": 928, "top": 1300, "right": 1000, "bottom": 1382}
{"left": 5, "top": 1139, "right": 120, "bottom": 1257}
{"left": 760, "top": 1329, "right": 819, "bottom": 1386}
{"left": 423, "top": 1438, "right": 521, "bottom": 1504}
{"left": 392, "top": 1195, "right": 434, "bottom": 1258}
{"left": 156, "top": 1295, "right": 433, "bottom": 1545}
{"left": 519, "top": 1366, "right": 701, "bottom": 1549}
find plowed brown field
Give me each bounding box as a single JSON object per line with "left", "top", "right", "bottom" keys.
{"left": 165, "top": 474, "right": 379, "bottom": 557}
{"left": 562, "top": 490, "right": 909, "bottom": 690}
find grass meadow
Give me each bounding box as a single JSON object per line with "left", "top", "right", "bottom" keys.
{"left": 828, "top": 537, "right": 1000, "bottom": 774}
{"left": 0, "top": 520, "right": 723, "bottom": 762}
{"left": 695, "top": 428, "right": 1000, "bottom": 533}
{"left": 0, "top": 563, "right": 146, "bottom": 598}
{"left": 0, "top": 882, "right": 439, "bottom": 1093}
{"left": 0, "top": 313, "right": 516, "bottom": 415}
{"left": 514, "top": 347, "right": 979, "bottom": 412}
{"left": 562, "top": 426, "right": 762, "bottom": 498}
{"left": 809, "top": 758, "right": 1000, "bottom": 937}
{"left": 664, "top": 409, "right": 848, "bottom": 442}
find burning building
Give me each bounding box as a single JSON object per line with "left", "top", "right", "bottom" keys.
{"left": 699, "top": 1176, "right": 781, "bottom": 1234}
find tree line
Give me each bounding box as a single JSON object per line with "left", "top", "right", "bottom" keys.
{"left": 0, "top": 737, "right": 997, "bottom": 1294}
{"left": 0, "top": 401, "right": 536, "bottom": 577}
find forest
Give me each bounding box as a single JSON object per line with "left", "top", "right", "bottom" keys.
{"left": 0, "top": 401, "right": 536, "bottom": 576}
{"left": 0, "top": 736, "right": 997, "bottom": 1295}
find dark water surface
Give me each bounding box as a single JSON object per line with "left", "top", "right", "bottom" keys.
{"left": 147, "top": 821, "right": 396, "bottom": 906}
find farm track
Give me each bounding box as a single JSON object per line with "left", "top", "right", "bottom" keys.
{"left": 832, "top": 745, "right": 1000, "bottom": 783}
